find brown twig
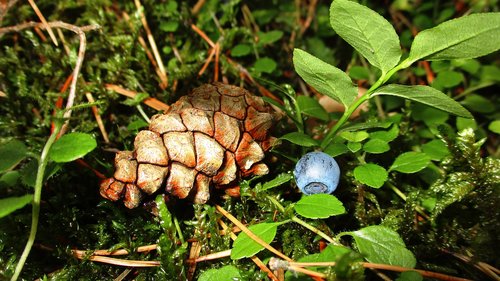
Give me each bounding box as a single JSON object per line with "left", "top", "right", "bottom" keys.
{"left": 0, "top": 21, "right": 100, "bottom": 138}
{"left": 191, "top": 24, "right": 215, "bottom": 48}
{"left": 300, "top": 0, "right": 318, "bottom": 35}
{"left": 74, "top": 254, "right": 160, "bottom": 267}
{"left": 27, "top": 0, "right": 58, "bottom": 46}
{"left": 85, "top": 93, "right": 109, "bottom": 143}
{"left": 104, "top": 84, "right": 170, "bottom": 111}
{"left": 198, "top": 47, "right": 216, "bottom": 76}
{"left": 191, "top": 0, "right": 206, "bottom": 15}
{"left": 72, "top": 244, "right": 157, "bottom": 257}
{"left": 191, "top": 249, "right": 231, "bottom": 263}
{"left": 225, "top": 57, "right": 283, "bottom": 105}
{"left": 134, "top": 0, "right": 168, "bottom": 88}
{"left": 215, "top": 205, "right": 292, "bottom": 262}
{"left": 122, "top": 11, "right": 167, "bottom": 90}
{"left": 269, "top": 258, "right": 474, "bottom": 281}
{"left": 214, "top": 42, "right": 220, "bottom": 82}
{"left": 218, "top": 220, "right": 279, "bottom": 281}
{"left": 187, "top": 241, "right": 201, "bottom": 281}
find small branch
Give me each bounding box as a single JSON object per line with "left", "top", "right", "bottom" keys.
{"left": 215, "top": 205, "right": 292, "bottom": 262}
{"left": 190, "top": 249, "right": 231, "bottom": 263}
{"left": 85, "top": 93, "right": 109, "bottom": 143}
{"left": 269, "top": 258, "right": 474, "bottom": 281}
{"left": 105, "top": 84, "right": 170, "bottom": 111}
{"left": 72, "top": 244, "right": 157, "bottom": 257}
{"left": 27, "top": 0, "right": 58, "bottom": 46}
{"left": 218, "top": 220, "right": 279, "bottom": 281}
{"left": 74, "top": 254, "right": 160, "bottom": 267}
{"left": 122, "top": 11, "right": 167, "bottom": 90}
{"left": 134, "top": 0, "right": 168, "bottom": 87}
{"left": 191, "top": 0, "right": 206, "bottom": 15}
{"left": 191, "top": 24, "right": 215, "bottom": 48}
{"left": 214, "top": 42, "right": 220, "bottom": 82}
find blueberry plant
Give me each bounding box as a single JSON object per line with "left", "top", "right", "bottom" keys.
{"left": 0, "top": 1, "right": 499, "bottom": 280}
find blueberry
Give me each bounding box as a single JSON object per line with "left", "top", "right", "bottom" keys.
{"left": 293, "top": 152, "right": 340, "bottom": 195}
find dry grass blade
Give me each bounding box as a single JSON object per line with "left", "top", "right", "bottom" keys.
{"left": 218, "top": 220, "right": 280, "bottom": 281}
{"left": 215, "top": 204, "right": 292, "bottom": 262}
{"left": 27, "top": 0, "right": 58, "bottom": 46}
{"left": 85, "top": 93, "right": 109, "bottom": 143}
{"left": 76, "top": 254, "right": 160, "bottom": 267}
{"left": 134, "top": 0, "right": 168, "bottom": 88}
{"left": 187, "top": 241, "right": 202, "bottom": 281}
{"left": 269, "top": 258, "right": 474, "bottom": 281}
{"left": 105, "top": 84, "right": 170, "bottom": 111}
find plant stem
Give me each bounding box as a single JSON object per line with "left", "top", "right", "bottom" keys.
{"left": 387, "top": 182, "right": 430, "bottom": 220}
{"left": 266, "top": 196, "right": 342, "bottom": 246}
{"left": 11, "top": 122, "right": 62, "bottom": 281}
{"left": 136, "top": 104, "right": 151, "bottom": 123}
{"left": 320, "top": 58, "right": 411, "bottom": 149}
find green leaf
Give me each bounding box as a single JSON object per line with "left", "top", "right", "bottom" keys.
{"left": 159, "top": 21, "right": 179, "bottom": 32}
{"left": 461, "top": 94, "right": 495, "bottom": 113}
{"left": 122, "top": 92, "right": 149, "bottom": 106}
{"left": 330, "top": 0, "right": 402, "bottom": 74}
{"left": 347, "top": 225, "right": 416, "bottom": 268}
{"left": 280, "top": 132, "right": 319, "bottom": 147}
{"left": 254, "top": 57, "right": 277, "bottom": 73}
{"left": 347, "top": 141, "right": 362, "bottom": 153}
{"left": 488, "top": 120, "right": 500, "bottom": 134}
{"left": 422, "top": 140, "right": 450, "bottom": 161}
{"left": 370, "top": 125, "right": 399, "bottom": 142}
{"left": 262, "top": 173, "right": 293, "bottom": 191}
{"left": 372, "top": 84, "right": 472, "bottom": 118}
{"left": 363, "top": 139, "right": 390, "bottom": 154}
{"left": 456, "top": 117, "right": 477, "bottom": 131}
{"left": 0, "top": 194, "right": 33, "bottom": 218}
{"left": 432, "top": 70, "right": 463, "bottom": 88}
{"left": 389, "top": 152, "right": 431, "bottom": 173}
{"left": 49, "top": 133, "right": 97, "bottom": 163}
{"left": 294, "top": 194, "right": 346, "bottom": 219}
{"left": 353, "top": 163, "right": 388, "bottom": 188}
{"left": 0, "top": 171, "right": 20, "bottom": 187}
{"left": 0, "top": 140, "right": 28, "bottom": 172}
{"left": 286, "top": 244, "right": 352, "bottom": 280}
{"left": 127, "top": 119, "right": 149, "bottom": 131}
{"left": 257, "top": 30, "right": 284, "bottom": 45}
{"left": 339, "top": 131, "right": 369, "bottom": 142}
{"left": 231, "top": 44, "right": 252, "bottom": 57}
{"left": 231, "top": 222, "right": 279, "bottom": 259}
{"left": 348, "top": 65, "right": 370, "bottom": 80}
{"left": 198, "top": 265, "right": 241, "bottom": 281}
{"left": 396, "top": 271, "right": 423, "bottom": 281}
{"left": 324, "top": 141, "right": 349, "bottom": 157}
{"left": 293, "top": 48, "right": 357, "bottom": 107}
{"left": 408, "top": 13, "right": 500, "bottom": 63}
{"left": 297, "top": 95, "right": 329, "bottom": 121}
{"left": 411, "top": 103, "right": 449, "bottom": 126}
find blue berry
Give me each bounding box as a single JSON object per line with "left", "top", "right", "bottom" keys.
{"left": 293, "top": 152, "right": 340, "bottom": 195}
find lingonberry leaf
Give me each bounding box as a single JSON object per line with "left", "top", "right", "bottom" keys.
{"left": 49, "top": 133, "right": 97, "bottom": 163}
{"left": 293, "top": 48, "right": 357, "bottom": 108}
{"left": 0, "top": 194, "right": 33, "bottom": 218}
{"left": 330, "top": 0, "right": 402, "bottom": 74}
{"left": 390, "top": 152, "right": 431, "bottom": 173}
{"left": 231, "top": 222, "right": 280, "bottom": 259}
{"left": 294, "top": 194, "right": 346, "bottom": 219}
{"left": 372, "top": 84, "right": 472, "bottom": 118}
{"left": 408, "top": 13, "right": 500, "bottom": 64}
{"left": 354, "top": 163, "right": 388, "bottom": 188}
{"left": 346, "top": 225, "right": 416, "bottom": 268}
{"left": 0, "top": 140, "right": 28, "bottom": 172}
